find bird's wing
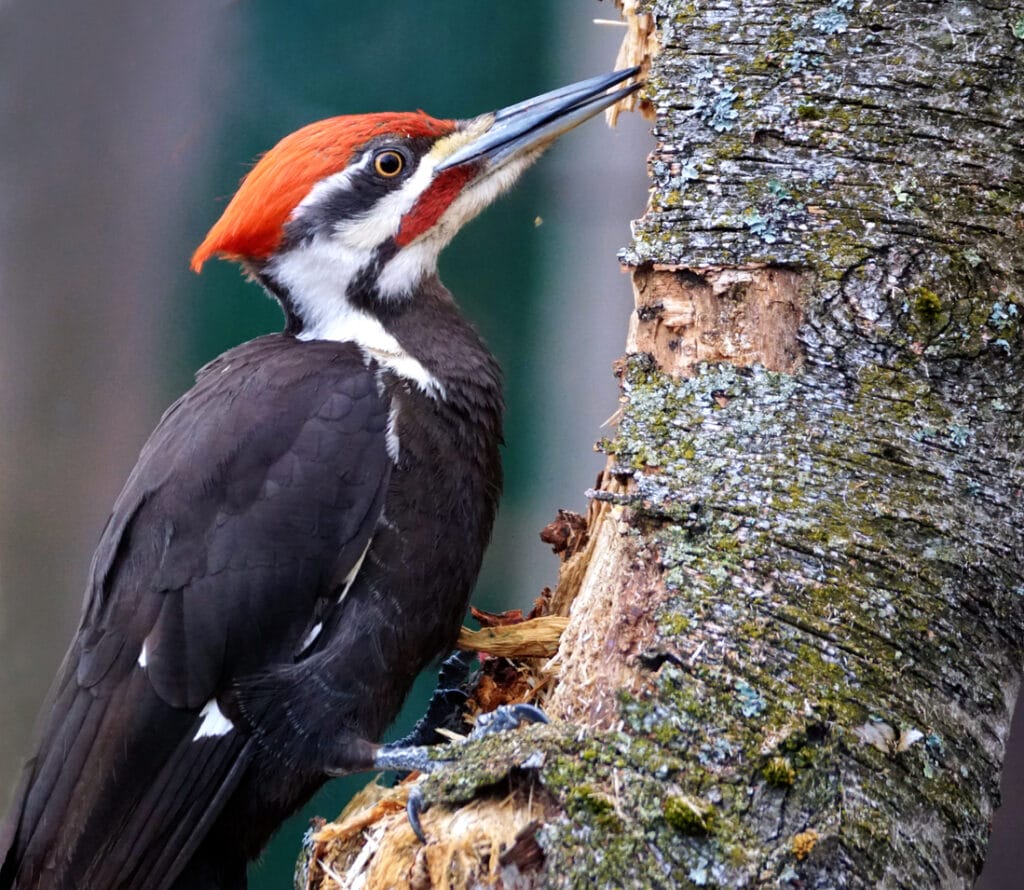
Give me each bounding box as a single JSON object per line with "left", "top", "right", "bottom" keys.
{"left": 1, "top": 334, "right": 392, "bottom": 890}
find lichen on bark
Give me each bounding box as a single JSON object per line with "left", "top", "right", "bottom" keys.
{"left": 594, "top": 344, "right": 1023, "bottom": 885}
{"left": 624, "top": 0, "right": 1023, "bottom": 279}
{"left": 585, "top": 0, "right": 1024, "bottom": 884}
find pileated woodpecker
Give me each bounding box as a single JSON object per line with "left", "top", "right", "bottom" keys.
{"left": 0, "top": 69, "right": 639, "bottom": 890}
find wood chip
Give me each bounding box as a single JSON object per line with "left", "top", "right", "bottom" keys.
{"left": 457, "top": 616, "right": 569, "bottom": 658}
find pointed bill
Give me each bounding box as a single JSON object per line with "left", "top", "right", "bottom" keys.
{"left": 434, "top": 68, "right": 642, "bottom": 174}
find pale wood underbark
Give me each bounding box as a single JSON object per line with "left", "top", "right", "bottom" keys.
{"left": 306, "top": 1, "right": 1024, "bottom": 887}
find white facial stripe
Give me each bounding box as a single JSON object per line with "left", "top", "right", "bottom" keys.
{"left": 268, "top": 240, "right": 443, "bottom": 396}
{"left": 295, "top": 154, "right": 370, "bottom": 215}
{"left": 331, "top": 152, "right": 437, "bottom": 251}
{"left": 296, "top": 142, "right": 447, "bottom": 263}
{"left": 266, "top": 122, "right": 535, "bottom": 389}
{"left": 268, "top": 238, "right": 366, "bottom": 331}
{"left": 275, "top": 150, "right": 444, "bottom": 304}
{"left": 280, "top": 119, "right": 536, "bottom": 306}
{"left": 434, "top": 154, "right": 535, "bottom": 243}
{"left": 367, "top": 154, "right": 534, "bottom": 299}
{"left": 378, "top": 148, "right": 537, "bottom": 285}
{"left": 193, "top": 699, "right": 233, "bottom": 740}
{"left": 373, "top": 240, "right": 438, "bottom": 298}
{"left": 285, "top": 127, "right": 500, "bottom": 296}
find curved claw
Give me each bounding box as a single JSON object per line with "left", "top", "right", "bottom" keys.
{"left": 394, "top": 704, "right": 547, "bottom": 843}
{"left": 470, "top": 703, "right": 549, "bottom": 740}
{"left": 406, "top": 785, "right": 428, "bottom": 844}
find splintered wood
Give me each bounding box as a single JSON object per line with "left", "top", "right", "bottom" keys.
{"left": 305, "top": 781, "right": 555, "bottom": 890}
{"left": 627, "top": 265, "right": 804, "bottom": 377}
{"left": 543, "top": 506, "right": 666, "bottom": 729}
{"left": 607, "top": 0, "right": 657, "bottom": 125}
{"left": 540, "top": 268, "right": 806, "bottom": 725}
{"left": 456, "top": 616, "right": 568, "bottom": 659}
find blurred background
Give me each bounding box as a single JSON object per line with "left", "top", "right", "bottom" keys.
{"left": 1, "top": 2, "right": 1021, "bottom": 889}
{"left": 0, "top": 1, "right": 649, "bottom": 886}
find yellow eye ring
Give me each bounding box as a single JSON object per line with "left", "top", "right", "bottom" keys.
{"left": 374, "top": 150, "right": 405, "bottom": 178}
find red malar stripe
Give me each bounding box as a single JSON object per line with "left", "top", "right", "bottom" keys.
{"left": 396, "top": 166, "right": 476, "bottom": 247}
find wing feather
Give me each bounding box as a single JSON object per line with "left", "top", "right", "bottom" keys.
{"left": 2, "top": 334, "right": 392, "bottom": 889}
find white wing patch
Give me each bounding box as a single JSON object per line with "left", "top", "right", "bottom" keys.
{"left": 299, "top": 621, "right": 324, "bottom": 652}
{"left": 386, "top": 400, "right": 401, "bottom": 462}
{"left": 137, "top": 640, "right": 149, "bottom": 668}
{"left": 296, "top": 537, "right": 373, "bottom": 656}
{"left": 338, "top": 539, "right": 372, "bottom": 605}
{"left": 193, "top": 699, "right": 234, "bottom": 741}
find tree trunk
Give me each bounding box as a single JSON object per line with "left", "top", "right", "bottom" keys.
{"left": 304, "top": 1, "right": 1024, "bottom": 887}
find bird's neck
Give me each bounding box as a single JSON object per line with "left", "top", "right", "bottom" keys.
{"left": 254, "top": 243, "right": 494, "bottom": 404}
{"left": 259, "top": 235, "right": 440, "bottom": 331}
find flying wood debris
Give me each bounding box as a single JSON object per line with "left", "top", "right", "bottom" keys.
{"left": 608, "top": 0, "right": 657, "bottom": 124}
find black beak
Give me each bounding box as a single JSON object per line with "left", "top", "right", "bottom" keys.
{"left": 435, "top": 68, "right": 642, "bottom": 173}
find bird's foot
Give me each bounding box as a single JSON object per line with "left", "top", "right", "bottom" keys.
{"left": 469, "top": 702, "right": 548, "bottom": 739}
{"left": 373, "top": 702, "right": 548, "bottom": 775}
{"left": 390, "top": 650, "right": 477, "bottom": 750}
{"left": 371, "top": 743, "right": 438, "bottom": 775}
{"left": 387, "top": 703, "right": 549, "bottom": 843}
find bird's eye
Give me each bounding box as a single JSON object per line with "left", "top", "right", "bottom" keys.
{"left": 373, "top": 150, "right": 405, "bottom": 178}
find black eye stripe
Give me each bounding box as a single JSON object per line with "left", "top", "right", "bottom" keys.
{"left": 280, "top": 135, "right": 438, "bottom": 248}
{"left": 283, "top": 172, "right": 392, "bottom": 245}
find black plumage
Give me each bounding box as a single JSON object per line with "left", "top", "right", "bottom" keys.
{"left": 0, "top": 281, "right": 503, "bottom": 889}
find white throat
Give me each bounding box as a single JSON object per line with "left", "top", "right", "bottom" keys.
{"left": 266, "top": 243, "right": 445, "bottom": 399}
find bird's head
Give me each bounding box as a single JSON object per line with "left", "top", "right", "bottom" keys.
{"left": 191, "top": 69, "right": 640, "bottom": 338}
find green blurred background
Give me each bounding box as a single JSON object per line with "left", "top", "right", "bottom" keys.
{"left": 0, "top": 2, "right": 649, "bottom": 886}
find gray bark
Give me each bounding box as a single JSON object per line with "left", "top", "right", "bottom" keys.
{"left": 308, "top": 1, "right": 1024, "bottom": 887}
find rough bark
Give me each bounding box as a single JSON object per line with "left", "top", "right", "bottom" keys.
{"left": 306, "top": 1, "right": 1024, "bottom": 887}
